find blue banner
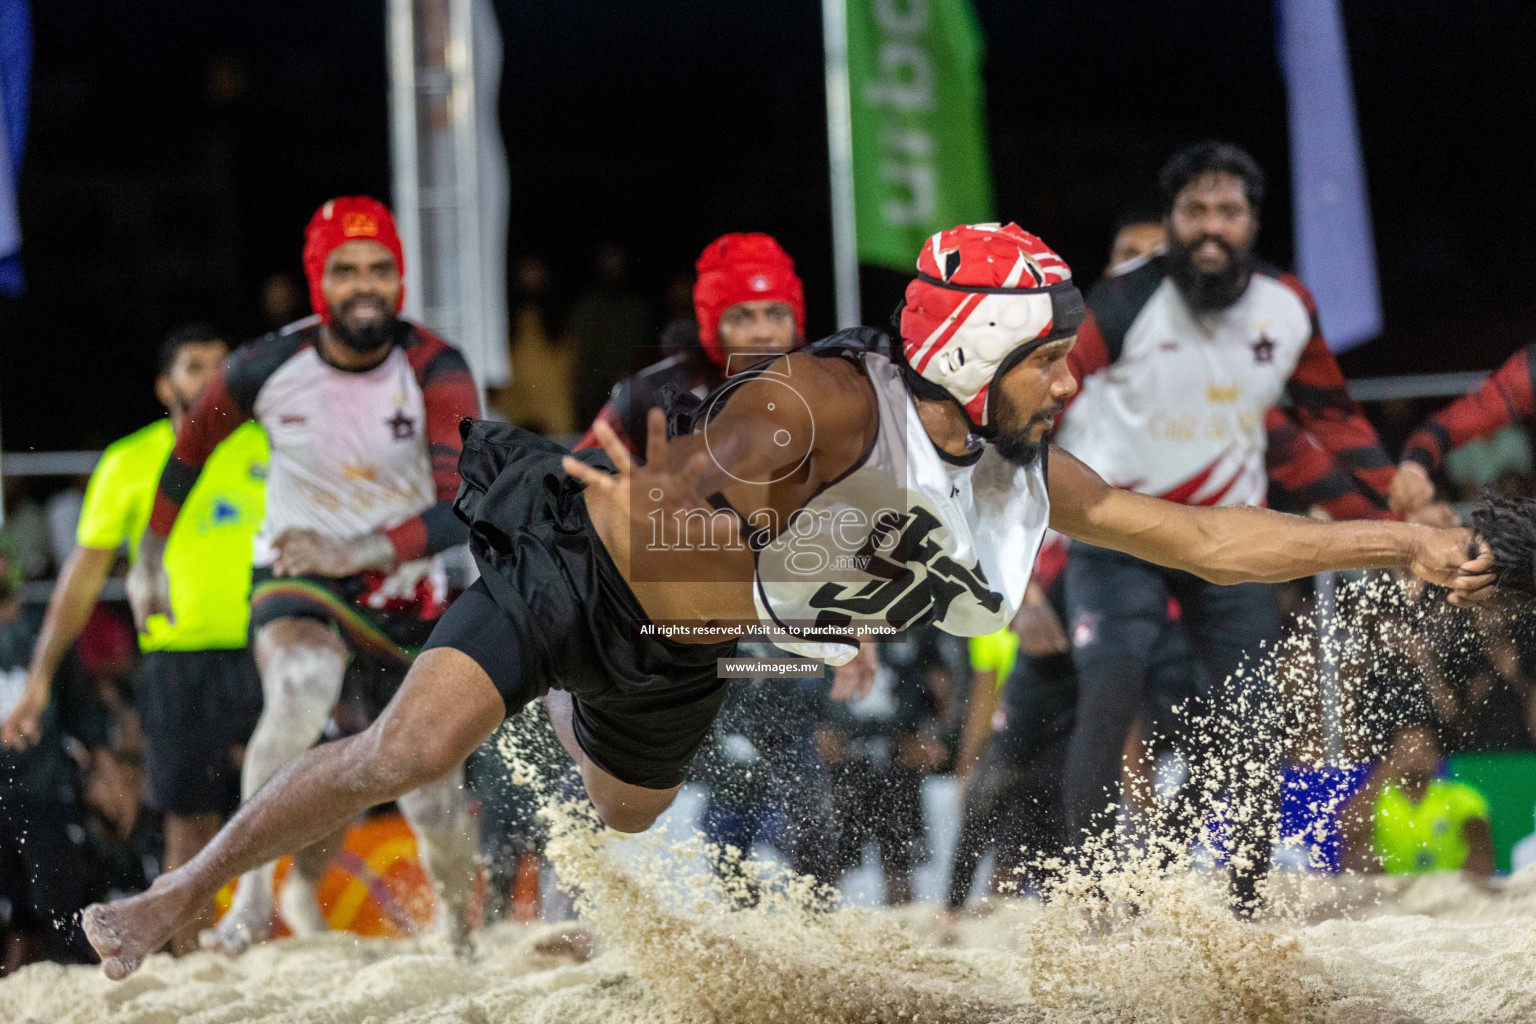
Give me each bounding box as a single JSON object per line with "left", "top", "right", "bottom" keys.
{"left": 1278, "top": 0, "right": 1381, "bottom": 351}
{"left": 0, "top": 0, "right": 30, "bottom": 295}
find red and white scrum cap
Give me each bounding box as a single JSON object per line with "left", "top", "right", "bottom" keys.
{"left": 899, "top": 222, "right": 1084, "bottom": 430}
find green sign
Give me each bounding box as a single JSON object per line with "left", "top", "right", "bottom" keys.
{"left": 1450, "top": 751, "right": 1536, "bottom": 874}
{"left": 846, "top": 0, "right": 995, "bottom": 272}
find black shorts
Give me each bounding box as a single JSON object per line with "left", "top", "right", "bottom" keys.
{"left": 139, "top": 649, "right": 263, "bottom": 815}
{"left": 423, "top": 421, "right": 737, "bottom": 790}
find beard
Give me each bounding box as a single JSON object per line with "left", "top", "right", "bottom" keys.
{"left": 329, "top": 295, "right": 403, "bottom": 353}
{"left": 991, "top": 390, "right": 1059, "bottom": 469}
{"left": 1165, "top": 232, "right": 1254, "bottom": 312}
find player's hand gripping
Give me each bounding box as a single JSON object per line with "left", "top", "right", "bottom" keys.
{"left": 1389, "top": 460, "right": 1437, "bottom": 514}
{"left": 562, "top": 407, "right": 736, "bottom": 549}
{"left": 1408, "top": 526, "right": 1495, "bottom": 606}
{"left": 126, "top": 532, "right": 175, "bottom": 632}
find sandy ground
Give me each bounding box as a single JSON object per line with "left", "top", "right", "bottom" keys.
{"left": 4, "top": 863, "right": 1534, "bottom": 1024}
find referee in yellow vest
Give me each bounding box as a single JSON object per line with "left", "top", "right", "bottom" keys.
{"left": 2, "top": 324, "right": 268, "bottom": 953}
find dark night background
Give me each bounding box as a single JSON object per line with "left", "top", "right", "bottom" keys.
{"left": 2, "top": 0, "right": 1533, "bottom": 451}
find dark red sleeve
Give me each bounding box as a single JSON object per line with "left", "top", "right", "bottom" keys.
{"left": 386, "top": 337, "right": 483, "bottom": 562}
{"left": 1265, "top": 408, "right": 1400, "bottom": 521}
{"left": 147, "top": 365, "right": 251, "bottom": 537}
{"left": 1063, "top": 309, "right": 1111, "bottom": 412}
{"left": 1031, "top": 533, "right": 1070, "bottom": 588}
{"left": 1276, "top": 273, "right": 1396, "bottom": 509}
{"left": 576, "top": 400, "right": 635, "bottom": 453}
{"left": 1403, "top": 343, "right": 1536, "bottom": 473}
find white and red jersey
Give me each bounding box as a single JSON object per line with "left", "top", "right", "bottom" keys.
{"left": 1054, "top": 254, "right": 1394, "bottom": 508}
{"left": 150, "top": 318, "right": 482, "bottom": 569}
{"left": 709, "top": 332, "right": 1051, "bottom": 667}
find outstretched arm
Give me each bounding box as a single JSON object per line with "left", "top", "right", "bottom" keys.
{"left": 1045, "top": 446, "right": 1494, "bottom": 603}
{"left": 1392, "top": 342, "right": 1536, "bottom": 512}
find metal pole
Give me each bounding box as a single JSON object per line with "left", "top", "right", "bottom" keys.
{"left": 1314, "top": 570, "right": 1344, "bottom": 764}
{"left": 821, "top": 0, "right": 860, "bottom": 329}
{"left": 386, "top": 0, "right": 424, "bottom": 324}
{"left": 447, "top": 0, "right": 486, "bottom": 381}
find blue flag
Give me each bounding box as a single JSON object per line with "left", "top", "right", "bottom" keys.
{"left": 1278, "top": 0, "right": 1381, "bottom": 352}
{"left": 0, "top": 0, "right": 30, "bottom": 295}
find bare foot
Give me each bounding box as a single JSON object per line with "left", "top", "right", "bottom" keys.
{"left": 533, "top": 925, "right": 593, "bottom": 963}
{"left": 199, "top": 881, "right": 272, "bottom": 957}
{"left": 83, "top": 879, "right": 197, "bottom": 980}
{"left": 277, "top": 872, "right": 329, "bottom": 938}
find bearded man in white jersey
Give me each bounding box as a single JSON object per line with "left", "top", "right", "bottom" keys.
{"left": 85, "top": 222, "right": 1492, "bottom": 980}
{"left": 127, "top": 196, "right": 484, "bottom": 954}
{"left": 1053, "top": 141, "right": 1405, "bottom": 911}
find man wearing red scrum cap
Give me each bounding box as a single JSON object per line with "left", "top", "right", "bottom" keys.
{"left": 85, "top": 222, "right": 1491, "bottom": 980}
{"left": 124, "top": 196, "right": 483, "bottom": 956}
{"left": 577, "top": 231, "right": 805, "bottom": 453}
{"left": 580, "top": 233, "right": 839, "bottom": 889}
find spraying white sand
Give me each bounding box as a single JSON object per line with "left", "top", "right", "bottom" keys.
{"left": 8, "top": 574, "right": 1534, "bottom": 1023}
{"left": 3, "top": 865, "right": 1536, "bottom": 1024}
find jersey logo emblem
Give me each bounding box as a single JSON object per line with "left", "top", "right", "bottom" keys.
{"left": 1252, "top": 335, "right": 1276, "bottom": 364}
{"left": 805, "top": 506, "right": 1000, "bottom": 629}
{"left": 1206, "top": 383, "right": 1240, "bottom": 403}
{"left": 342, "top": 211, "right": 380, "bottom": 238}
{"left": 386, "top": 409, "right": 417, "bottom": 439}
{"left": 210, "top": 498, "right": 241, "bottom": 525}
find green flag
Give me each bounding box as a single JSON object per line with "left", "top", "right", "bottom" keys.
{"left": 846, "top": 0, "right": 994, "bottom": 272}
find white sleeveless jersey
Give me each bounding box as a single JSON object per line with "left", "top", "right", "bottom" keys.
{"left": 1054, "top": 265, "right": 1315, "bottom": 506}
{"left": 745, "top": 349, "right": 1050, "bottom": 666}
